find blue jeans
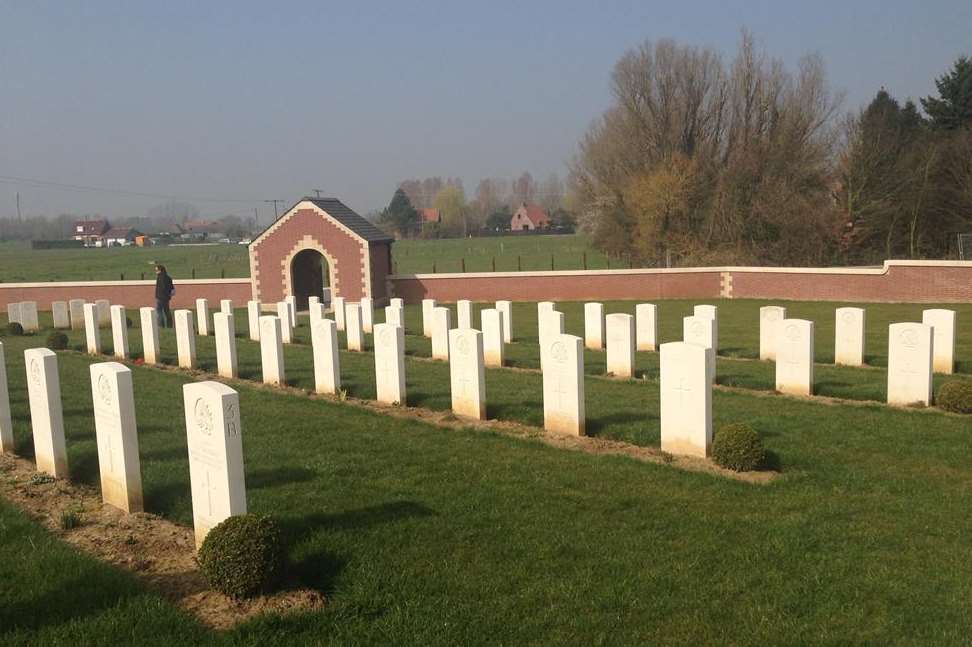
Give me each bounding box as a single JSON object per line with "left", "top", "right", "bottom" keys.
{"left": 156, "top": 299, "right": 172, "bottom": 328}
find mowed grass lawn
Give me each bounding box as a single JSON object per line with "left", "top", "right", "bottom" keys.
{"left": 1, "top": 297, "right": 972, "bottom": 644}
{"left": 0, "top": 234, "right": 608, "bottom": 282}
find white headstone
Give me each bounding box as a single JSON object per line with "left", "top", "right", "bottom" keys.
{"left": 542, "top": 334, "right": 585, "bottom": 436}
{"left": 635, "top": 303, "right": 658, "bottom": 352}
{"left": 214, "top": 312, "right": 238, "bottom": 379}
{"left": 659, "top": 341, "right": 712, "bottom": 458}
{"left": 7, "top": 302, "right": 22, "bottom": 325}
{"left": 220, "top": 299, "right": 233, "bottom": 315}
{"left": 422, "top": 298, "right": 436, "bottom": 337}
{"left": 759, "top": 306, "right": 788, "bottom": 361}
{"left": 457, "top": 300, "right": 473, "bottom": 329}
{"left": 0, "top": 342, "right": 13, "bottom": 454}
{"left": 69, "top": 299, "right": 85, "bottom": 330}
{"left": 360, "top": 297, "right": 374, "bottom": 334}
{"left": 385, "top": 304, "right": 404, "bottom": 328}
{"left": 139, "top": 307, "right": 160, "bottom": 365}
{"left": 52, "top": 301, "right": 70, "bottom": 329}
{"left": 90, "top": 362, "right": 143, "bottom": 513}
{"left": 606, "top": 313, "right": 635, "bottom": 378}
{"left": 449, "top": 328, "right": 486, "bottom": 420}
{"left": 247, "top": 300, "right": 261, "bottom": 341}
{"left": 539, "top": 310, "right": 566, "bottom": 371}
{"left": 922, "top": 309, "right": 956, "bottom": 374}
{"left": 277, "top": 302, "right": 293, "bottom": 344}
{"left": 195, "top": 298, "right": 211, "bottom": 336}
{"left": 374, "top": 323, "right": 406, "bottom": 405}
{"left": 834, "top": 307, "right": 865, "bottom": 367}
{"left": 776, "top": 319, "right": 814, "bottom": 396}
{"left": 19, "top": 301, "right": 39, "bottom": 332}
{"left": 496, "top": 300, "right": 513, "bottom": 343}
{"left": 332, "top": 296, "right": 346, "bottom": 331}
{"left": 83, "top": 303, "right": 102, "bottom": 355}
{"left": 285, "top": 295, "right": 297, "bottom": 326}
{"left": 110, "top": 305, "right": 129, "bottom": 359}
{"left": 693, "top": 305, "right": 718, "bottom": 352}
{"left": 390, "top": 297, "right": 404, "bottom": 310}
{"left": 481, "top": 308, "right": 505, "bottom": 368}
{"left": 174, "top": 309, "right": 197, "bottom": 369}
{"left": 259, "top": 316, "right": 285, "bottom": 385}
{"left": 183, "top": 381, "right": 246, "bottom": 549}
{"left": 24, "top": 348, "right": 68, "bottom": 478}
{"left": 308, "top": 296, "right": 320, "bottom": 313}
{"left": 584, "top": 302, "right": 605, "bottom": 350}
{"left": 431, "top": 307, "right": 451, "bottom": 361}
{"left": 95, "top": 299, "right": 111, "bottom": 327}
{"left": 683, "top": 315, "right": 716, "bottom": 382}
{"left": 537, "top": 301, "right": 555, "bottom": 331}
{"left": 345, "top": 303, "right": 363, "bottom": 351}
{"left": 887, "top": 322, "right": 934, "bottom": 406}
{"left": 311, "top": 318, "right": 341, "bottom": 394}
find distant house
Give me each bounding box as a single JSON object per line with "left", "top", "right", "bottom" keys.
{"left": 73, "top": 219, "right": 110, "bottom": 247}
{"left": 420, "top": 208, "right": 441, "bottom": 224}
{"left": 510, "top": 203, "right": 550, "bottom": 231}
{"left": 181, "top": 219, "right": 225, "bottom": 241}
{"left": 102, "top": 227, "right": 143, "bottom": 247}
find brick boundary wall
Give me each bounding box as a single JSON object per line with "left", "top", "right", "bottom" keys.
{"left": 0, "top": 279, "right": 252, "bottom": 311}
{"left": 388, "top": 260, "right": 972, "bottom": 304}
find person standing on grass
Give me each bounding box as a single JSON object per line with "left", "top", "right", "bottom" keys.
{"left": 154, "top": 264, "right": 175, "bottom": 327}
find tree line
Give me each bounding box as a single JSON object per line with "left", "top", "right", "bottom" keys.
{"left": 570, "top": 32, "right": 972, "bottom": 266}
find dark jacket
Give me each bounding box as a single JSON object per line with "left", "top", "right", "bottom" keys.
{"left": 155, "top": 271, "right": 174, "bottom": 301}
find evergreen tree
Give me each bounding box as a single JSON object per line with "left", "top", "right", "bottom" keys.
{"left": 379, "top": 188, "right": 420, "bottom": 238}
{"left": 920, "top": 56, "right": 972, "bottom": 130}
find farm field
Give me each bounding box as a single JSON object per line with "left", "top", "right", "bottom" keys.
{"left": 0, "top": 234, "right": 611, "bottom": 282}
{"left": 1, "top": 298, "right": 972, "bottom": 643}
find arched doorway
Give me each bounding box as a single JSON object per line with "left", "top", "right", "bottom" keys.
{"left": 290, "top": 249, "right": 330, "bottom": 311}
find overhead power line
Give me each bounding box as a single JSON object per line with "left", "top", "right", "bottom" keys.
{"left": 0, "top": 173, "right": 267, "bottom": 204}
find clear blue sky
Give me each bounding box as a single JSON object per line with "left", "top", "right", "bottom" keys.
{"left": 1, "top": 0, "right": 969, "bottom": 224}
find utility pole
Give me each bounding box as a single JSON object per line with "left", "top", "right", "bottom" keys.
{"left": 264, "top": 199, "right": 284, "bottom": 221}
{"left": 313, "top": 189, "right": 324, "bottom": 198}
{"left": 16, "top": 192, "right": 21, "bottom": 221}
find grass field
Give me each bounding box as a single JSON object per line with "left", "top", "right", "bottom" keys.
{"left": 0, "top": 234, "right": 610, "bottom": 282}
{"left": 1, "top": 298, "right": 972, "bottom": 644}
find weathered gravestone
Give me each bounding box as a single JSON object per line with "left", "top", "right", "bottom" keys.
{"left": 385, "top": 303, "right": 404, "bottom": 328}
{"left": 922, "top": 309, "right": 956, "bottom": 374}
{"left": 584, "top": 302, "right": 605, "bottom": 351}
{"left": 83, "top": 303, "right": 102, "bottom": 355}
{"left": 24, "top": 348, "right": 68, "bottom": 478}
{"left": 95, "top": 299, "right": 111, "bottom": 327}
{"left": 834, "top": 307, "right": 865, "bottom": 367}
{"left": 360, "top": 297, "right": 374, "bottom": 334}
{"left": 276, "top": 301, "right": 293, "bottom": 344}
{"left": 19, "top": 302, "right": 39, "bottom": 332}
{"left": 636, "top": 303, "right": 658, "bottom": 352}
{"left": 759, "top": 306, "right": 787, "bottom": 361}
{"left": 887, "top": 322, "right": 934, "bottom": 406}
{"left": 311, "top": 318, "right": 341, "bottom": 394}
{"left": 247, "top": 300, "right": 261, "bottom": 342}
{"left": 431, "top": 307, "right": 451, "bottom": 361}
{"left": 682, "top": 315, "right": 716, "bottom": 382}
{"left": 422, "top": 299, "right": 436, "bottom": 337}
{"left": 69, "top": 298, "right": 85, "bottom": 330}
{"left": 332, "top": 296, "right": 346, "bottom": 331}
{"left": 374, "top": 323, "right": 406, "bottom": 405}
{"left": 481, "top": 308, "right": 505, "bottom": 368}
{"left": 195, "top": 298, "right": 211, "bottom": 336}
{"left": 174, "top": 309, "right": 197, "bottom": 369}
{"left": 606, "top": 313, "right": 635, "bottom": 378}
{"left": 496, "top": 300, "right": 513, "bottom": 343}
{"left": 693, "top": 304, "right": 718, "bottom": 352}
{"left": 345, "top": 303, "right": 363, "bottom": 351}
{"left": 110, "top": 305, "right": 129, "bottom": 359}
{"left": 776, "top": 319, "right": 814, "bottom": 396}
{"left": 457, "top": 300, "right": 473, "bottom": 330}
{"left": 214, "top": 312, "right": 238, "bottom": 379}
{"left": 139, "top": 307, "right": 160, "bottom": 365}
{"left": 542, "top": 333, "right": 585, "bottom": 436}
{"left": 259, "top": 316, "right": 285, "bottom": 385}
{"left": 659, "top": 341, "right": 712, "bottom": 458}
{"left": 90, "top": 362, "right": 143, "bottom": 513}
{"left": 449, "top": 328, "right": 486, "bottom": 420}
{"left": 7, "top": 302, "right": 22, "bottom": 326}
{"left": 0, "top": 342, "right": 13, "bottom": 454}
{"left": 52, "top": 301, "right": 70, "bottom": 329}
{"left": 183, "top": 381, "right": 246, "bottom": 549}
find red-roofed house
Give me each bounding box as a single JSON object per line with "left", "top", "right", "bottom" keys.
{"left": 73, "top": 219, "right": 110, "bottom": 247}
{"left": 420, "top": 208, "right": 441, "bottom": 224}
{"left": 510, "top": 203, "right": 550, "bottom": 231}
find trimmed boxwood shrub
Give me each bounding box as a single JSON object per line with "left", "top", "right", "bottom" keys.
{"left": 197, "top": 514, "right": 285, "bottom": 599}
{"left": 712, "top": 423, "right": 765, "bottom": 472}
{"left": 4, "top": 322, "right": 24, "bottom": 336}
{"left": 45, "top": 331, "right": 69, "bottom": 350}
{"left": 937, "top": 380, "right": 972, "bottom": 414}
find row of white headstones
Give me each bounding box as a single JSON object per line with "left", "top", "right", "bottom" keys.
{"left": 0, "top": 341, "right": 244, "bottom": 550}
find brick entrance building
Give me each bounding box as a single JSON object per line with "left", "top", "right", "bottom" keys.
{"left": 248, "top": 197, "right": 394, "bottom": 310}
